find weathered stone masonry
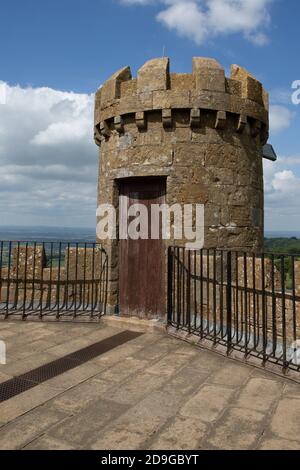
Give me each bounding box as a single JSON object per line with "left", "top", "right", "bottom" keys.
{"left": 94, "top": 57, "right": 269, "bottom": 313}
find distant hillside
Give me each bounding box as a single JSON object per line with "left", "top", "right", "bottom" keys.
{"left": 264, "top": 237, "right": 300, "bottom": 254}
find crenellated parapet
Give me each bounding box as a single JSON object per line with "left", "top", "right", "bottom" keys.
{"left": 94, "top": 57, "right": 269, "bottom": 146}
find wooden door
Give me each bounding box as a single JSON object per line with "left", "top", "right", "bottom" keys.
{"left": 119, "top": 178, "right": 166, "bottom": 318}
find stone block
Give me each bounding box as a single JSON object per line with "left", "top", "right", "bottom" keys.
{"left": 231, "top": 65, "right": 264, "bottom": 106}
{"left": 137, "top": 57, "right": 170, "bottom": 93}
{"left": 114, "top": 116, "right": 124, "bottom": 134}
{"left": 135, "top": 111, "right": 146, "bottom": 130}
{"left": 190, "top": 108, "right": 201, "bottom": 128}
{"left": 170, "top": 73, "right": 193, "bottom": 91}
{"left": 162, "top": 108, "right": 172, "bottom": 129}
{"left": 101, "top": 66, "right": 132, "bottom": 106}
{"left": 153, "top": 90, "right": 190, "bottom": 109}
{"left": 215, "top": 110, "right": 227, "bottom": 129}
{"left": 193, "top": 57, "right": 226, "bottom": 93}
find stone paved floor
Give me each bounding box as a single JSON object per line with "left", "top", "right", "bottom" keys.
{"left": 0, "top": 320, "right": 299, "bottom": 450}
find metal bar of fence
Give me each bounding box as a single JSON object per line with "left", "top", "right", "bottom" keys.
{"left": 271, "top": 254, "right": 277, "bottom": 357}
{"left": 292, "top": 255, "right": 297, "bottom": 346}
{"left": 213, "top": 250, "right": 217, "bottom": 343}
{"left": 235, "top": 252, "right": 239, "bottom": 343}
{"left": 14, "top": 242, "right": 20, "bottom": 311}
{"left": 167, "top": 246, "right": 173, "bottom": 324}
{"left": 244, "top": 253, "right": 248, "bottom": 356}
{"left": 200, "top": 249, "right": 204, "bottom": 338}
{"left": 176, "top": 247, "right": 180, "bottom": 329}
{"left": 56, "top": 242, "right": 62, "bottom": 319}
{"left": 261, "top": 253, "right": 267, "bottom": 364}
{"left": 220, "top": 250, "right": 224, "bottom": 339}
{"left": 226, "top": 251, "right": 232, "bottom": 355}
{"left": 5, "top": 242, "right": 12, "bottom": 319}
{"left": 39, "top": 242, "right": 45, "bottom": 318}
{"left": 187, "top": 250, "right": 191, "bottom": 334}
{"left": 281, "top": 255, "right": 287, "bottom": 371}
{"left": 206, "top": 249, "right": 210, "bottom": 336}
{"left": 22, "top": 243, "right": 28, "bottom": 319}
{"left": 91, "top": 243, "right": 95, "bottom": 318}
{"left": 252, "top": 252, "right": 258, "bottom": 350}
{"left": 194, "top": 250, "right": 197, "bottom": 331}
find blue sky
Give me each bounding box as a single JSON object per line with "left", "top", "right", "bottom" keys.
{"left": 0, "top": 0, "right": 300, "bottom": 231}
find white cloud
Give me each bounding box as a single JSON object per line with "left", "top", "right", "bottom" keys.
{"left": 264, "top": 158, "right": 300, "bottom": 230}
{"left": 157, "top": 2, "right": 208, "bottom": 45}
{"left": 270, "top": 88, "right": 293, "bottom": 106}
{"left": 120, "top": 0, "right": 273, "bottom": 45}
{"left": 269, "top": 105, "right": 294, "bottom": 134}
{"left": 0, "top": 82, "right": 97, "bottom": 227}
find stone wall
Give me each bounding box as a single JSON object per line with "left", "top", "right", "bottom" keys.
{"left": 94, "top": 57, "right": 269, "bottom": 313}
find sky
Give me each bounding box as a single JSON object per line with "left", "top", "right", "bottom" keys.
{"left": 0, "top": 0, "right": 299, "bottom": 231}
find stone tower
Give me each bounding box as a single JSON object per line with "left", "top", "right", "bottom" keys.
{"left": 94, "top": 57, "right": 269, "bottom": 316}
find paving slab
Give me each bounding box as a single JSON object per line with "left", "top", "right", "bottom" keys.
{"left": 258, "top": 438, "right": 300, "bottom": 450}
{"left": 0, "top": 405, "right": 69, "bottom": 450}
{"left": 186, "top": 349, "right": 226, "bottom": 374}
{"left": 148, "top": 416, "right": 207, "bottom": 450}
{"left": 179, "top": 384, "right": 235, "bottom": 423}
{"left": 162, "top": 366, "right": 209, "bottom": 396}
{"left": 91, "top": 428, "right": 146, "bottom": 451}
{"left": 235, "top": 377, "right": 284, "bottom": 412}
{"left": 0, "top": 371, "right": 12, "bottom": 384}
{"left": 48, "top": 398, "right": 128, "bottom": 447}
{"left": 270, "top": 399, "right": 300, "bottom": 442}
{"left": 145, "top": 352, "right": 193, "bottom": 377}
{"left": 7, "top": 339, "right": 56, "bottom": 361}
{"left": 282, "top": 382, "right": 300, "bottom": 399}
{"left": 112, "top": 390, "right": 184, "bottom": 436}
{"left": 205, "top": 407, "right": 266, "bottom": 450}
{"left": 206, "top": 362, "right": 252, "bottom": 388}
{"left": 96, "top": 357, "right": 148, "bottom": 383}
{"left": 49, "top": 378, "right": 115, "bottom": 414}
{"left": 107, "top": 372, "right": 168, "bottom": 405}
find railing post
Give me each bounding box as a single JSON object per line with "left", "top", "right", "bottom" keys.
{"left": 226, "top": 251, "right": 232, "bottom": 355}
{"left": 167, "top": 246, "right": 173, "bottom": 324}
{"left": 281, "top": 255, "right": 288, "bottom": 372}
{"left": 187, "top": 249, "right": 191, "bottom": 334}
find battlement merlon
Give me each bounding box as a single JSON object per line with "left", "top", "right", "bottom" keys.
{"left": 94, "top": 57, "right": 269, "bottom": 146}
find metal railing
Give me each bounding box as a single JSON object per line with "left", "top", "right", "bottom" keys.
{"left": 0, "top": 241, "right": 108, "bottom": 319}
{"left": 168, "top": 247, "right": 300, "bottom": 372}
